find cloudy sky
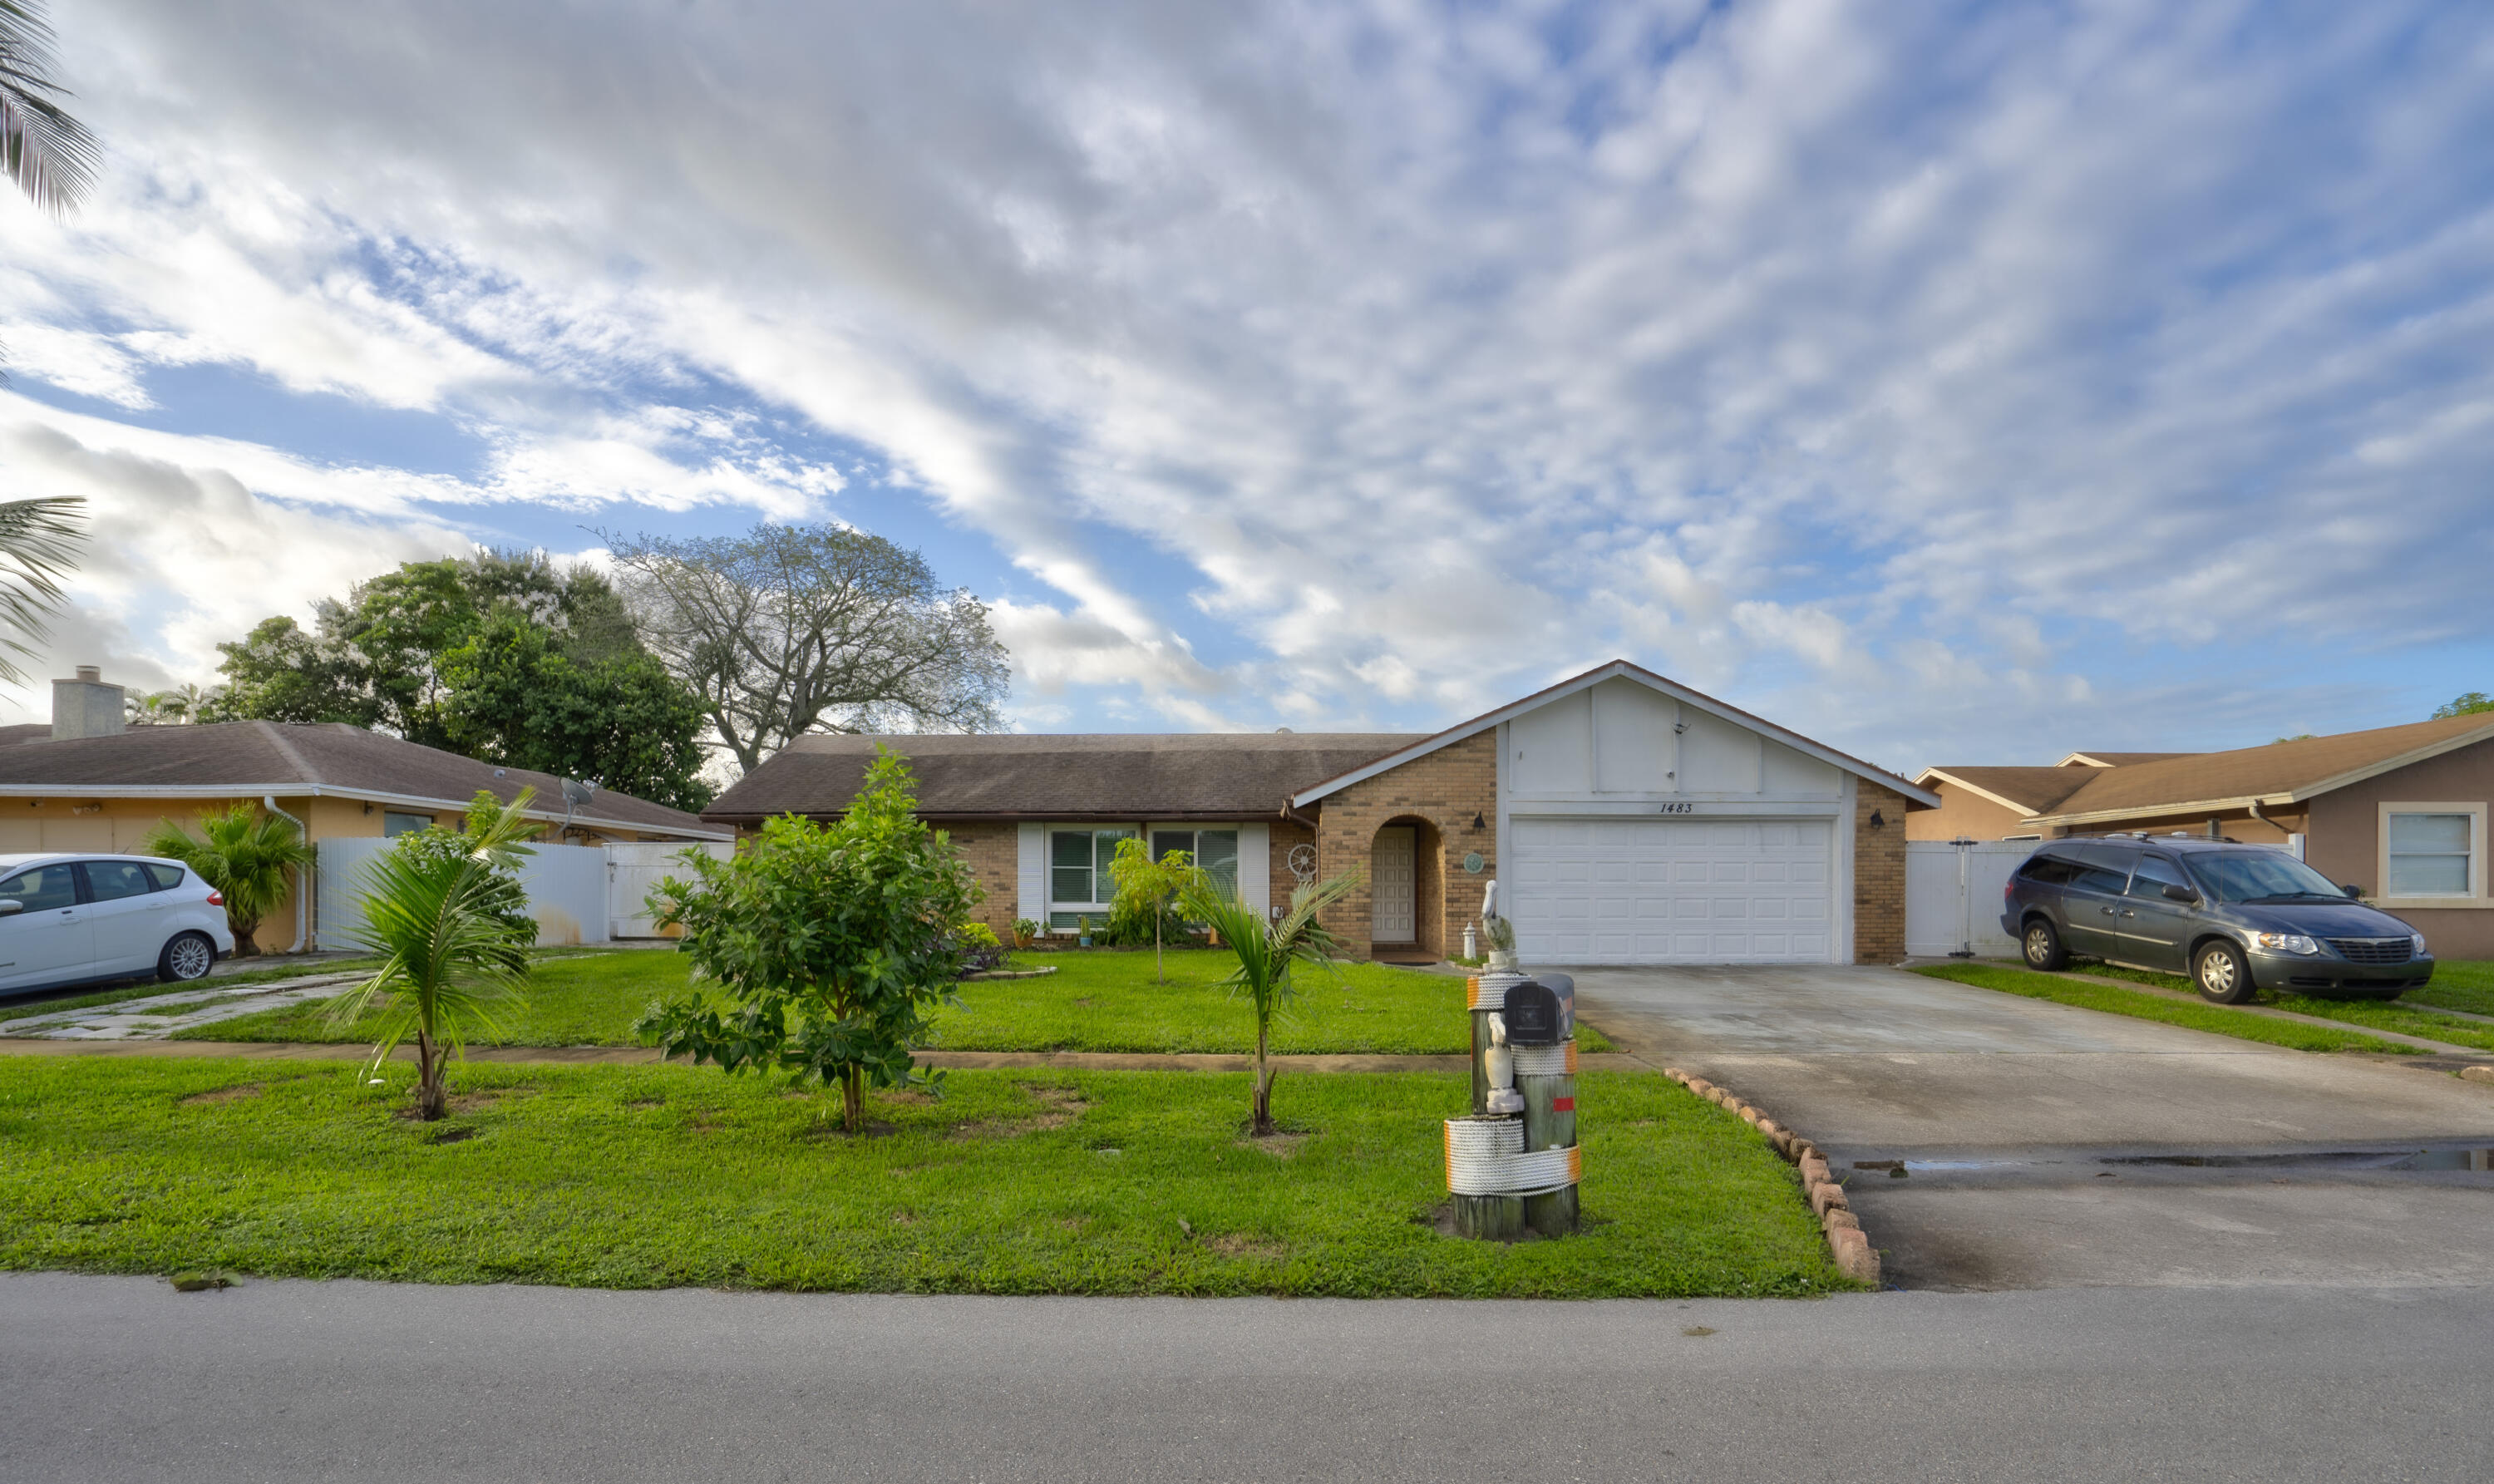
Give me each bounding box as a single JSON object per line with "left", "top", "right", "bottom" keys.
{"left": 2, "top": 0, "right": 2489, "bottom": 774}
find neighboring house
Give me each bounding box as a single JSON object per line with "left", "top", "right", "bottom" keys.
{"left": 1915, "top": 712, "right": 2494, "bottom": 956}
{"left": 0, "top": 667, "right": 728, "bottom": 949}
{"left": 704, "top": 659, "right": 1938, "bottom": 967}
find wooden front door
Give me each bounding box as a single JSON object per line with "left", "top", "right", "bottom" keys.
{"left": 1371, "top": 826, "right": 1417, "bottom": 944}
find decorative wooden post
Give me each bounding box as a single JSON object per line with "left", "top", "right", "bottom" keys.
{"left": 1455, "top": 970, "right": 1526, "bottom": 1239}
{"left": 1516, "top": 1038, "right": 1578, "bottom": 1237}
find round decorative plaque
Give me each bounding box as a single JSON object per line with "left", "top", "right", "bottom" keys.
{"left": 1461, "top": 851, "right": 1485, "bottom": 875}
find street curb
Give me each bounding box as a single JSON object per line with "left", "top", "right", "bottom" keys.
{"left": 1659, "top": 1064, "right": 1880, "bottom": 1289}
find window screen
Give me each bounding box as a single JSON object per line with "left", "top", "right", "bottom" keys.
{"left": 2069, "top": 845, "right": 2134, "bottom": 895}
{"left": 83, "top": 860, "right": 158, "bottom": 901}
{"left": 0, "top": 865, "right": 78, "bottom": 912}
{"left": 1195, "top": 830, "right": 1240, "bottom": 898}
{"left": 2388, "top": 813, "right": 2473, "bottom": 897}
{"left": 383, "top": 811, "right": 436, "bottom": 838}
{"left": 1050, "top": 829, "right": 1134, "bottom": 908}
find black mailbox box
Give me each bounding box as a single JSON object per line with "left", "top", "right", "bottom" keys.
{"left": 1501, "top": 980, "right": 1570, "bottom": 1045}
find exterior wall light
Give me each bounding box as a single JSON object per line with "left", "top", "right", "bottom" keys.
{"left": 1870, "top": 810, "right": 1885, "bottom": 831}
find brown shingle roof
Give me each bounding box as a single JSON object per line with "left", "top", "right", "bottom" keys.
{"left": 2029, "top": 712, "right": 2494, "bottom": 825}
{"left": 2060, "top": 751, "right": 2200, "bottom": 767}
{"left": 0, "top": 721, "right": 722, "bottom": 838}
{"left": 1917, "top": 766, "right": 2100, "bottom": 814}
{"left": 703, "top": 732, "right": 1427, "bottom": 823}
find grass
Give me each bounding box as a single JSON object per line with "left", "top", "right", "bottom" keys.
{"left": 2065, "top": 960, "right": 2494, "bottom": 1053}
{"left": 184, "top": 947, "right": 1616, "bottom": 1056}
{"left": 2404, "top": 959, "right": 2494, "bottom": 1018}
{"left": 1910, "top": 962, "right": 2414, "bottom": 1053}
{"left": 0, "top": 1056, "right": 1842, "bottom": 1298}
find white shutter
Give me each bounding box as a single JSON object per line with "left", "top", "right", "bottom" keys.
{"left": 1016, "top": 823, "right": 1046, "bottom": 924}
{"left": 1238, "top": 822, "right": 1271, "bottom": 918}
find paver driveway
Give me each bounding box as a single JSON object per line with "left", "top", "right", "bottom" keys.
{"left": 1571, "top": 964, "right": 2494, "bottom": 1289}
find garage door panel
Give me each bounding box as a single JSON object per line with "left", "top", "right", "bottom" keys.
{"left": 1511, "top": 816, "right": 1836, "bottom": 964}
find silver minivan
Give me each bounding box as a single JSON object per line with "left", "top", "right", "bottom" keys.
{"left": 0, "top": 853, "right": 238, "bottom": 994}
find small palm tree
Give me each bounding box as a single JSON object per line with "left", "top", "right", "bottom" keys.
{"left": 1180, "top": 870, "right": 1361, "bottom": 1136}
{"left": 140, "top": 803, "right": 315, "bottom": 956}
{"left": 327, "top": 789, "right": 541, "bottom": 1121}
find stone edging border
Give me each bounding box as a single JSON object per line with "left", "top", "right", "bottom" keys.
{"left": 1661, "top": 1064, "right": 1880, "bottom": 1288}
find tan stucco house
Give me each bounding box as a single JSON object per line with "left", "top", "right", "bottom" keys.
{"left": 705, "top": 659, "right": 1938, "bottom": 966}
{"left": 0, "top": 667, "right": 727, "bottom": 951}
{"left": 1914, "top": 713, "right": 2494, "bottom": 957}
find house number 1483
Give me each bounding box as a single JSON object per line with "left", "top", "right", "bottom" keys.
{"left": 1656, "top": 802, "right": 1695, "bottom": 814}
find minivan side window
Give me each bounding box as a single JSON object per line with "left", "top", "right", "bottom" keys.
{"left": 2127, "top": 854, "right": 2191, "bottom": 899}
{"left": 2069, "top": 844, "right": 2135, "bottom": 895}
{"left": 2018, "top": 855, "right": 2078, "bottom": 885}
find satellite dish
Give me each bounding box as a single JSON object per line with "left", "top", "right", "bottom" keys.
{"left": 559, "top": 777, "right": 597, "bottom": 834}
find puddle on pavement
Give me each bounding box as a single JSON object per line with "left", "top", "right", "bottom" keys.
{"left": 1856, "top": 1147, "right": 2494, "bottom": 1175}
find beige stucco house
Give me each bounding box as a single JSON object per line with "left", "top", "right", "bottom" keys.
{"left": 1914, "top": 713, "right": 2494, "bottom": 957}
{"left": 0, "top": 667, "right": 727, "bottom": 952}
{"left": 706, "top": 659, "right": 1939, "bottom": 966}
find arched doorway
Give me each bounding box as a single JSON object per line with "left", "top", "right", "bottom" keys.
{"left": 1369, "top": 816, "right": 1445, "bottom": 962}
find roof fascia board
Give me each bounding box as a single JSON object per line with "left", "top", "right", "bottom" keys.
{"left": 1293, "top": 659, "right": 1940, "bottom": 809}
{"left": 0, "top": 781, "right": 728, "bottom": 840}
{"left": 2023, "top": 792, "right": 2297, "bottom": 828}
{"left": 1918, "top": 768, "right": 2053, "bottom": 816}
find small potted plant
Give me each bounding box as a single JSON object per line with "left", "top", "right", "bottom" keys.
{"left": 1013, "top": 917, "right": 1041, "bottom": 950}
{"left": 1077, "top": 914, "right": 1094, "bottom": 949}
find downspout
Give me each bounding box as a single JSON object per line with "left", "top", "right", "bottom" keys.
{"left": 1279, "top": 799, "right": 1320, "bottom": 833}
{"left": 2247, "top": 799, "right": 2295, "bottom": 857}
{"left": 264, "top": 796, "right": 310, "bottom": 954}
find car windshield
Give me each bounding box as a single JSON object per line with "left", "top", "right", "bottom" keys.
{"left": 2188, "top": 850, "right": 2347, "bottom": 905}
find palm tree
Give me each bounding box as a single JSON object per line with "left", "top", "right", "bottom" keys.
{"left": 1180, "top": 870, "right": 1361, "bottom": 1136}
{"left": 141, "top": 803, "right": 315, "bottom": 956}
{"left": 1, "top": 0, "right": 99, "bottom": 214}
{"left": 0, "top": 495, "right": 85, "bottom": 684}
{"left": 326, "top": 789, "right": 541, "bottom": 1121}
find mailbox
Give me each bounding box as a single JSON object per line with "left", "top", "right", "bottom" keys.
{"left": 1500, "top": 979, "right": 1570, "bottom": 1045}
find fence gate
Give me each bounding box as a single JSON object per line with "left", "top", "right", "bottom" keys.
{"left": 1904, "top": 839, "right": 2032, "bottom": 959}
{"left": 608, "top": 841, "right": 732, "bottom": 939}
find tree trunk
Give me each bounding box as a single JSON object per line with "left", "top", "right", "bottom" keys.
{"left": 842, "top": 1065, "right": 864, "bottom": 1134}
{"left": 231, "top": 918, "right": 260, "bottom": 957}
{"left": 413, "top": 1028, "right": 446, "bottom": 1121}
{"left": 1250, "top": 1023, "right": 1274, "bottom": 1136}
{"left": 1155, "top": 914, "right": 1164, "bottom": 984}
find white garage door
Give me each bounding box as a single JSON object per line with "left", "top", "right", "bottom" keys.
{"left": 1509, "top": 816, "right": 1836, "bottom": 964}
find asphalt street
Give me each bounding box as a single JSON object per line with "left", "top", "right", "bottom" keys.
{"left": 6, "top": 1271, "right": 2492, "bottom": 1483}
{"left": 1571, "top": 964, "right": 2494, "bottom": 1289}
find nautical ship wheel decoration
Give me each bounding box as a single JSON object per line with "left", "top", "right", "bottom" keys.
{"left": 1287, "top": 843, "right": 1318, "bottom": 884}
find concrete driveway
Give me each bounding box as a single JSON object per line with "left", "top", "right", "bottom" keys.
{"left": 1572, "top": 964, "right": 2494, "bottom": 1290}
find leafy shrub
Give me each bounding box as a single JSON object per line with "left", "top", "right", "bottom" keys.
{"left": 955, "top": 921, "right": 1006, "bottom": 974}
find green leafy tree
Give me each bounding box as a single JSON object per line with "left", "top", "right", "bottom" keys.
{"left": 637, "top": 750, "right": 978, "bottom": 1133}
{"left": 1106, "top": 837, "right": 1207, "bottom": 984}
{"left": 1179, "top": 870, "right": 1362, "bottom": 1136}
{"left": 438, "top": 613, "right": 713, "bottom": 810}
{"left": 213, "top": 551, "right": 710, "bottom": 806}
{"left": 2433, "top": 693, "right": 2493, "bottom": 720}
{"left": 326, "top": 789, "right": 543, "bottom": 1121}
{"left": 140, "top": 802, "right": 316, "bottom": 956}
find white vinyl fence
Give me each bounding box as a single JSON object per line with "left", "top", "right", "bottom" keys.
{"left": 314, "top": 837, "right": 617, "bottom": 949}
{"left": 607, "top": 841, "right": 733, "bottom": 939}
{"left": 1905, "top": 839, "right": 2033, "bottom": 959}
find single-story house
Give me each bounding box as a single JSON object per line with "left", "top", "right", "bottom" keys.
{"left": 1913, "top": 712, "right": 2494, "bottom": 956}
{"left": 703, "top": 659, "right": 1939, "bottom": 966}
{"left": 0, "top": 667, "right": 728, "bottom": 949}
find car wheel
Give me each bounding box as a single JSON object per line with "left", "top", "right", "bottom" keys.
{"left": 157, "top": 931, "right": 216, "bottom": 984}
{"left": 2022, "top": 918, "right": 2069, "bottom": 972}
{"left": 2193, "top": 941, "right": 2254, "bottom": 1004}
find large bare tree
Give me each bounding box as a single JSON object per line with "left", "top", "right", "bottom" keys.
{"left": 607, "top": 523, "right": 1011, "bottom": 772}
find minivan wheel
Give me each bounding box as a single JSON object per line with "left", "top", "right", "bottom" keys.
{"left": 2193, "top": 941, "right": 2255, "bottom": 1004}
{"left": 157, "top": 931, "right": 216, "bottom": 984}
{"left": 2022, "top": 919, "right": 2069, "bottom": 972}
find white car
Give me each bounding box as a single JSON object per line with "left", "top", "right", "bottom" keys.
{"left": 0, "top": 852, "right": 236, "bottom": 993}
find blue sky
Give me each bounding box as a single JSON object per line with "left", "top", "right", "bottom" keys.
{"left": 1, "top": 0, "right": 2489, "bottom": 777}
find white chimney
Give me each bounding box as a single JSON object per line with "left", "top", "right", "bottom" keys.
{"left": 52, "top": 665, "right": 126, "bottom": 741}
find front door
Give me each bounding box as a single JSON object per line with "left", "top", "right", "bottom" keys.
{"left": 0, "top": 862, "right": 93, "bottom": 989}
{"left": 1371, "top": 826, "right": 1416, "bottom": 944}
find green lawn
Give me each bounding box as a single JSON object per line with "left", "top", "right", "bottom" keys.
{"left": 0, "top": 955, "right": 385, "bottom": 1028}
{"left": 2064, "top": 960, "right": 2494, "bottom": 1053}
{"left": 0, "top": 1056, "right": 1842, "bottom": 1298}
{"left": 2405, "top": 960, "right": 2494, "bottom": 1018}
{"left": 185, "top": 947, "right": 1616, "bottom": 1056}
{"left": 1912, "top": 962, "right": 2413, "bottom": 1053}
